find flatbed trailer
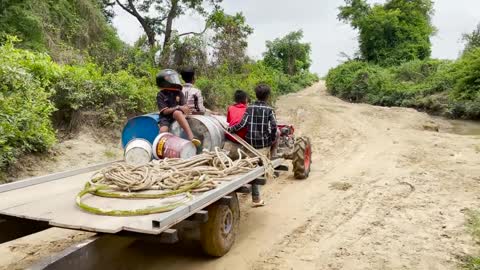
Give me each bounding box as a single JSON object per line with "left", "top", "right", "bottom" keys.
{"left": 0, "top": 159, "right": 287, "bottom": 268}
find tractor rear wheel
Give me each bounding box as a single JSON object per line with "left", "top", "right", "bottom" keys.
{"left": 292, "top": 136, "right": 312, "bottom": 179}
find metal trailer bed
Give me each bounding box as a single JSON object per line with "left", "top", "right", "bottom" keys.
{"left": 0, "top": 159, "right": 286, "bottom": 252}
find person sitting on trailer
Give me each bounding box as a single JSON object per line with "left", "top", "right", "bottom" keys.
{"left": 156, "top": 69, "right": 201, "bottom": 147}
{"left": 226, "top": 90, "right": 248, "bottom": 142}
{"left": 180, "top": 67, "right": 206, "bottom": 115}
{"left": 227, "top": 84, "right": 279, "bottom": 207}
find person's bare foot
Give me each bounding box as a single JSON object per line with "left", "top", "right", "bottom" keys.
{"left": 191, "top": 138, "right": 201, "bottom": 147}
{"left": 252, "top": 199, "right": 265, "bottom": 207}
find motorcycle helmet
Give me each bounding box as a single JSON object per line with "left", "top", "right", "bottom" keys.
{"left": 156, "top": 69, "right": 183, "bottom": 90}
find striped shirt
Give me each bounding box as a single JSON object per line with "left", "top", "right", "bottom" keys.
{"left": 229, "top": 101, "right": 277, "bottom": 149}
{"left": 182, "top": 83, "right": 205, "bottom": 114}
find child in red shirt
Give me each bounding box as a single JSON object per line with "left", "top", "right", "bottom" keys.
{"left": 226, "top": 89, "right": 265, "bottom": 207}
{"left": 226, "top": 90, "right": 248, "bottom": 142}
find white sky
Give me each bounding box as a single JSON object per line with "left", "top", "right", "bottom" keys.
{"left": 112, "top": 0, "right": 480, "bottom": 76}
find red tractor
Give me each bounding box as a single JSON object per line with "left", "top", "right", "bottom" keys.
{"left": 275, "top": 124, "right": 312, "bottom": 179}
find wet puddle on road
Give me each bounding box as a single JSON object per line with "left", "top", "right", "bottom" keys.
{"left": 441, "top": 119, "right": 480, "bottom": 136}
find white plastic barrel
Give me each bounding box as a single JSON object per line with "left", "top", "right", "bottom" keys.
{"left": 124, "top": 139, "right": 153, "bottom": 165}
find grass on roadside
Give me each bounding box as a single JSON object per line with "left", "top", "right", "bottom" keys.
{"left": 103, "top": 150, "right": 117, "bottom": 159}
{"left": 462, "top": 210, "right": 480, "bottom": 270}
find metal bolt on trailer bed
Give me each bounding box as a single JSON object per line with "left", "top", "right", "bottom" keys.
{"left": 0, "top": 159, "right": 288, "bottom": 269}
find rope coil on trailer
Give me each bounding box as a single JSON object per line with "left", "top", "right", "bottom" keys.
{"left": 76, "top": 148, "right": 274, "bottom": 216}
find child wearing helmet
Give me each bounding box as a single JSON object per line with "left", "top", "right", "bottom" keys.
{"left": 156, "top": 69, "right": 201, "bottom": 147}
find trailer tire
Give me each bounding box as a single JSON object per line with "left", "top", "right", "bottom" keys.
{"left": 292, "top": 136, "right": 312, "bottom": 179}
{"left": 200, "top": 192, "right": 240, "bottom": 257}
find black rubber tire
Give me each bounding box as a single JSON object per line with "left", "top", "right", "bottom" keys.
{"left": 200, "top": 192, "right": 240, "bottom": 257}
{"left": 292, "top": 136, "right": 312, "bottom": 179}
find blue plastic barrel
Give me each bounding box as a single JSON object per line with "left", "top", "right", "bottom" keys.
{"left": 121, "top": 113, "right": 160, "bottom": 148}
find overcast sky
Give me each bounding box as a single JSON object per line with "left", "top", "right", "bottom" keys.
{"left": 112, "top": 0, "right": 480, "bottom": 75}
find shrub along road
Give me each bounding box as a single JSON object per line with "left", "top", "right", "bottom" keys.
{"left": 1, "top": 82, "right": 479, "bottom": 269}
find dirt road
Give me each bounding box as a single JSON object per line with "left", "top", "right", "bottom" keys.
{"left": 2, "top": 82, "right": 480, "bottom": 269}
{"left": 105, "top": 82, "right": 480, "bottom": 269}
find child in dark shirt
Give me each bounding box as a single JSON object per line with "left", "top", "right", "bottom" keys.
{"left": 228, "top": 84, "right": 278, "bottom": 154}
{"left": 156, "top": 69, "right": 200, "bottom": 147}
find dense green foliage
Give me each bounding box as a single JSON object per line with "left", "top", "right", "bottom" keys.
{"left": 0, "top": 39, "right": 56, "bottom": 174}
{"left": 263, "top": 30, "right": 312, "bottom": 75}
{"left": 198, "top": 61, "right": 318, "bottom": 110}
{"left": 339, "top": 0, "right": 435, "bottom": 66}
{"left": 326, "top": 50, "right": 480, "bottom": 119}
{"left": 0, "top": 39, "right": 158, "bottom": 176}
{"left": 328, "top": 0, "right": 479, "bottom": 121}
{"left": 0, "top": 0, "right": 124, "bottom": 64}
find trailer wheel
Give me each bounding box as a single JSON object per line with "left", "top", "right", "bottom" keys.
{"left": 200, "top": 192, "right": 240, "bottom": 257}
{"left": 292, "top": 136, "right": 312, "bottom": 179}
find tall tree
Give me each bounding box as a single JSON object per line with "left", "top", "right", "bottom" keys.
{"left": 463, "top": 23, "right": 480, "bottom": 55}
{"left": 209, "top": 11, "right": 253, "bottom": 71}
{"left": 114, "top": 0, "right": 221, "bottom": 49}
{"left": 339, "top": 0, "right": 435, "bottom": 66}
{"left": 263, "top": 30, "right": 312, "bottom": 75}
{"left": 168, "top": 35, "right": 208, "bottom": 73}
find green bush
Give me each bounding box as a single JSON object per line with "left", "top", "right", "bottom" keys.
{"left": 52, "top": 65, "right": 157, "bottom": 126}
{"left": 453, "top": 48, "right": 480, "bottom": 101}
{"left": 197, "top": 61, "right": 318, "bottom": 110}
{"left": 0, "top": 0, "right": 125, "bottom": 64}
{"left": 326, "top": 57, "right": 479, "bottom": 120}
{"left": 0, "top": 38, "right": 160, "bottom": 175}
{"left": 0, "top": 39, "right": 56, "bottom": 172}
{"left": 326, "top": 61, "right": 399, "bottom": 103}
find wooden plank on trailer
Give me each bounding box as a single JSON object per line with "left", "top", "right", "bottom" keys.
{"left": 50, "top": 193, "right": 187, "bottom": 234}
{"left": 0, "top": 160, "right": 119, "bottom": 194}
{"left": 1, "top": 189, "right": 128, "bottom": 233}
{"left": 0, "top": 159, "right": 284, "bottom": 235}
{"left": 0, "top": 172, "right": 93, "bottom": 211}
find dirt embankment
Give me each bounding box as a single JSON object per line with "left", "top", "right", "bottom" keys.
{"left": 1, "top": 82, "right": 480, "bottom": 269}
{"left": 7, "top": 128, "right": 123, "bottom": 182}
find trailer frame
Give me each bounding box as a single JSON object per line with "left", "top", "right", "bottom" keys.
{"left": 0, "top": 159, "right": 288, "bottom": 267}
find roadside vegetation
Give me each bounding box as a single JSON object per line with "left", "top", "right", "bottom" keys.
{"left": 326, "top": 0, "right": 480, "bottom": 120}
{"left": 0, "top": 0, "right": 318, "bottom": 180}
{"left": 463, "top": 211, "right": 480, "bottom": 269}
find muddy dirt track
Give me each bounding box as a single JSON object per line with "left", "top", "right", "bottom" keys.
{"left": 2, "top": 82, "right": 480, "bottom": 270}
